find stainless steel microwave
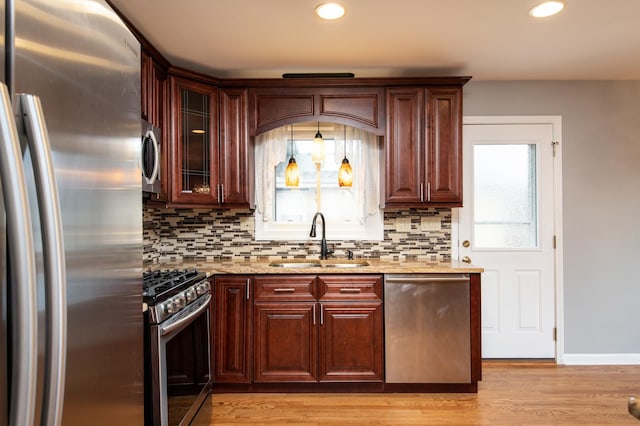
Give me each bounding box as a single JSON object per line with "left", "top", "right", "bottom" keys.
{"left": 141, "top": 120, "right": 161, "bottom": 194}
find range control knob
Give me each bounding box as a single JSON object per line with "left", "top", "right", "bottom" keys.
{"left": 165, "top": 299, "right": 176, "bottom": 315}
{"left": 175, "top": 293, "right": 186, "bottom": 311}
{"left": 185, "top": 287, "right": 197, "bottom": 303}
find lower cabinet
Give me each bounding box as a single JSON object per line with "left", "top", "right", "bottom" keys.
{"left": 319, "top": 302, "right": 383, "bottom": 382}
{"left": 253, "top": 301, "right": 318, "bottom": 382}
{"left": 213, "top": 274, "right": 384, "bottom": 385}
{"left": 213, "top": 275, "right": 252, "bottom": 383}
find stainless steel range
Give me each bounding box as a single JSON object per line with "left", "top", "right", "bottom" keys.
{"left": 143, "top": 269, "right": 212, "bottom": 426}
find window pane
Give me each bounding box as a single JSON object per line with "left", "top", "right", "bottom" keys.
{"left": 275, "top": 138, "right": 358, "bottom": 223}
{"left": 473, "top": 144, "right": 537, "bottom": 248}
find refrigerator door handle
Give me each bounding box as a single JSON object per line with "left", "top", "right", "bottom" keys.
{"left": 0, "top": 84, "right": 38, "bottom": 426}
{"left": 18, "top": 93, "right": 68, "bottom": 426}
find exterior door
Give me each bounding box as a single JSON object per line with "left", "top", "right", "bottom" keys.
{"left": 458, "top": 121, "right": 558, "bottom": 358}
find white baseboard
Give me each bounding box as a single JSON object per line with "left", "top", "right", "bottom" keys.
{"left": 562, "top": 353, "right": 640, "bottom": 365}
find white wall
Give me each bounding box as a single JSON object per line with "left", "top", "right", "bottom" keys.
{"left": 464, "top": 81, "right": 640, "bottom": 356}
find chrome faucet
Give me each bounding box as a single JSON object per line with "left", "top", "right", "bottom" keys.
{"left": 309, "top": 212, "right": 333, "bottom": 260}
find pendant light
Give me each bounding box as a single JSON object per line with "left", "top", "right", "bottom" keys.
{"left": 311, "top": 122, "right": 325, "bottom": 163}
{"left": 285, "top": 125, "right": 299, "bottom": 187}
{"left": 338, "top": 125, "right": 353, "bottom": 187}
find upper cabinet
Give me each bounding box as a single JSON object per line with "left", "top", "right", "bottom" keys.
{"left": 219, "top": 88, "right": 252, "bottom": 206}
{"left": 168, "top": 76, "right": 253, "bottom": 208}
{"left": 384, "top": 86, "right": 463, "bottom": 207}
{"left": 169, "top": 76, "right": 221, "bottom": 206}
{"left": 249, "top": 87, "right": 385, "bottom": 136}
{"left": 143, "top": 66, "right": 467, "bottom": 209}
{"left": 141, "top": 49, "right": 169, "bottom": 203}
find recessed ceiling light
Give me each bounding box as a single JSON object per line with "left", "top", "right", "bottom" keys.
{"left": 529, "top": 1, "right": 566, "bottom": 18}
{"left": 315, "top": 3, "right": 345, "bottom": 20}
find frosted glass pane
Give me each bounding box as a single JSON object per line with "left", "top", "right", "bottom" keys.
{"left": 473, "top": 144, "right": 537, "bottom": 248}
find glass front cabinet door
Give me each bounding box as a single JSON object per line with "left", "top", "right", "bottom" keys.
{"left": 170, "top": 76, "right": 220, "bottom": 205}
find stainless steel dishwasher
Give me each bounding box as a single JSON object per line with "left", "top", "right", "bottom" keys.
{"left": 384, "top": 274, "right": 471, "bottom": 383}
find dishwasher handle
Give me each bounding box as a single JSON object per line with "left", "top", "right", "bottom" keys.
{"left": 385, "top": 274, "right": 469, "bottom": 284}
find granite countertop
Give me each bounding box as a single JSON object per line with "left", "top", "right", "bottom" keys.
{"left": 153, "top": 258, "right": 484, "bottom": 275}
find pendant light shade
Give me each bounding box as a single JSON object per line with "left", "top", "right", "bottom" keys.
{"left": 338, "top": 126, "right": 353, "bottom": 187}
{"left": 311, "top": 122, "right": 325, "bottom": 163}
{"left": 285, "top": 125, "right": 299, "bottom": 187}
{"left": 338, "top": 158, "right": 352, "bottom": 187}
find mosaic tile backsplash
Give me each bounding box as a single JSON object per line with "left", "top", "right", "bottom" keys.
{"left": 143, "top": 207, "right": 452, "bottom": 265}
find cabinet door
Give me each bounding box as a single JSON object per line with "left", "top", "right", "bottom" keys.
{"left": 385, "top": 88, "right": 425, "bottom": 205}
{"left": 318, "top": 302, "right": 383, "bottom": 382}
{"left": 253, "top": 302, "right": 318, "bottom": 382}
{"left": 213, "top": 276, "right": 252, "bottom": 383}
{"left": 141, "top": 50, "right": 151, "bottom": 122}
{"left": 219, "top": 88, "right": 252, "bottom": 207}
{"left": 426, "top": 87, "right": 462, "bottom": 205}
{"left": 170, "top": 76, "right": 220, "bottom": 205}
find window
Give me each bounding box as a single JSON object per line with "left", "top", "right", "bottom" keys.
{"left": 255, "top": 123, "right": 383, "bottom": 241}
{"left": 473, "top": 144, "right": 538, "bottom": 248}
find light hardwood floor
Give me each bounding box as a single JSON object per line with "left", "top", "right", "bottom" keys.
{"left": 192, "top": 361, "right": 640, "bottom": 425}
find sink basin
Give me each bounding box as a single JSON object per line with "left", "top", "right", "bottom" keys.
{"left": 268, "top": 260, "right": 370, "bottom": 268}
{"left": 268, "top": 260, "right": 322, "bottom": 268}
{"left": 322, "top": 261, "right": 370, "bottom": 268}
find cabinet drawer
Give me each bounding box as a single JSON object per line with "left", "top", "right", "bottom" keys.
{"left": 254, "top": 275, "right": 317, "bottom": 301}
{"left": 318, "top": 275, "right": 383, "bottom": 301}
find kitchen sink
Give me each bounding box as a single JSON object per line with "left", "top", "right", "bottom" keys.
{"left": 268, "top": 260, "right": 322, "bottom": 268}
{"left": 268, "top": 260, "right": 370, "bottom": 268}
{"left": 322, "top": 261, "right": 370, "bottom": 268}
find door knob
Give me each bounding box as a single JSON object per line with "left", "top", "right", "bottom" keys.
{"left": 462, "top": 240, "right": 470, "bottom": 248}
{"left": 461, "top": 256, "right": 472, "bottom": 264}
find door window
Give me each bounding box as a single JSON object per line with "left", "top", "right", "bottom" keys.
{"left": 473, "top": 144, "right": 538, "bottom": 249}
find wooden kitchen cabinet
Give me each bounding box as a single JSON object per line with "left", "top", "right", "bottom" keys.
{"left": 254, "top": 301, "right": 318, "bottom": 382}
{"left": 213, "top": 275, "right": 252, "bottom": 383}
{"left": 384, "top": 86, "right": 463, "bottom": 207}
{"left": 249, "top": 87, "right": 385, "bottom": 136}
{"left": 318, "top": 275, "right": 383, "bottom": 382}
{"left": 168, "top": 75, "right": 253, "bottom": 207}
{"left": 252, "top": 274, "right": 383, "bottom": 383}
{"left": 253, "top": 275, "right": 318, "bottom": 382}
{"left": 141, "top": 49, "right": 168, "bottom": 132}
{"left": 141, "top": 49, "right": 170, "bottom": 203}
{"left": 169, "top": 75, "right": 220, "bottom": 205}
{"left": 219, "top": 88, "right": 253, "bottom": 207}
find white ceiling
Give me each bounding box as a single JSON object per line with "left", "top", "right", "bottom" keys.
{"left": 109, "top": 0, "right": 640, "bottom": 80}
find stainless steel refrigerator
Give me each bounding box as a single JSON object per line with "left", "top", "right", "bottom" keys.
{"left": 0, "top": 0, "right": 143, "bottom": 425}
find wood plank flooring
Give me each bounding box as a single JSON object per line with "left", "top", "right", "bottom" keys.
{"left": 192, "top": 361, "right": 640, "bottom": 425}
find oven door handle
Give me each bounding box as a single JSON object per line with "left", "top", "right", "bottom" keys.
{"left": 160, "top": 294, "right": 211, "bottom": 337}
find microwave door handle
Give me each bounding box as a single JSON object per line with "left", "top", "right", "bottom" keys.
{"left": 18, "top": 93, "right": 68, "bottom": 426}
{"left": 141, "top": 129, "right": 159, "bottom": 185}
{"left": 0, "top": 84, "right": 38, "bottom": 426}
{"left": 147, "top": 128, "right": 159, "bottom": 184}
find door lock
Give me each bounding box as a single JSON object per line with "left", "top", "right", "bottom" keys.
{"left": 462, "top": 240, "right": 470, "bottom": 248}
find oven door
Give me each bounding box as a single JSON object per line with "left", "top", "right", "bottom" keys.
{"left": 149, "top": 293, "right": 211, "bottom": 426}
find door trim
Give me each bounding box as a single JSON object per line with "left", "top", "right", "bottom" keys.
{"left": 453, "top": 115, "right": 564, "bottom": 363}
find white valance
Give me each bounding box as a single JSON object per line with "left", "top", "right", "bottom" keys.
{"left": 254, "top": 124, "right": 381, "bottom": 224}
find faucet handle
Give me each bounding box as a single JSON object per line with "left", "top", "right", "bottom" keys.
{"left": 326, "top": 245, "right": 335, "bottom": 258}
